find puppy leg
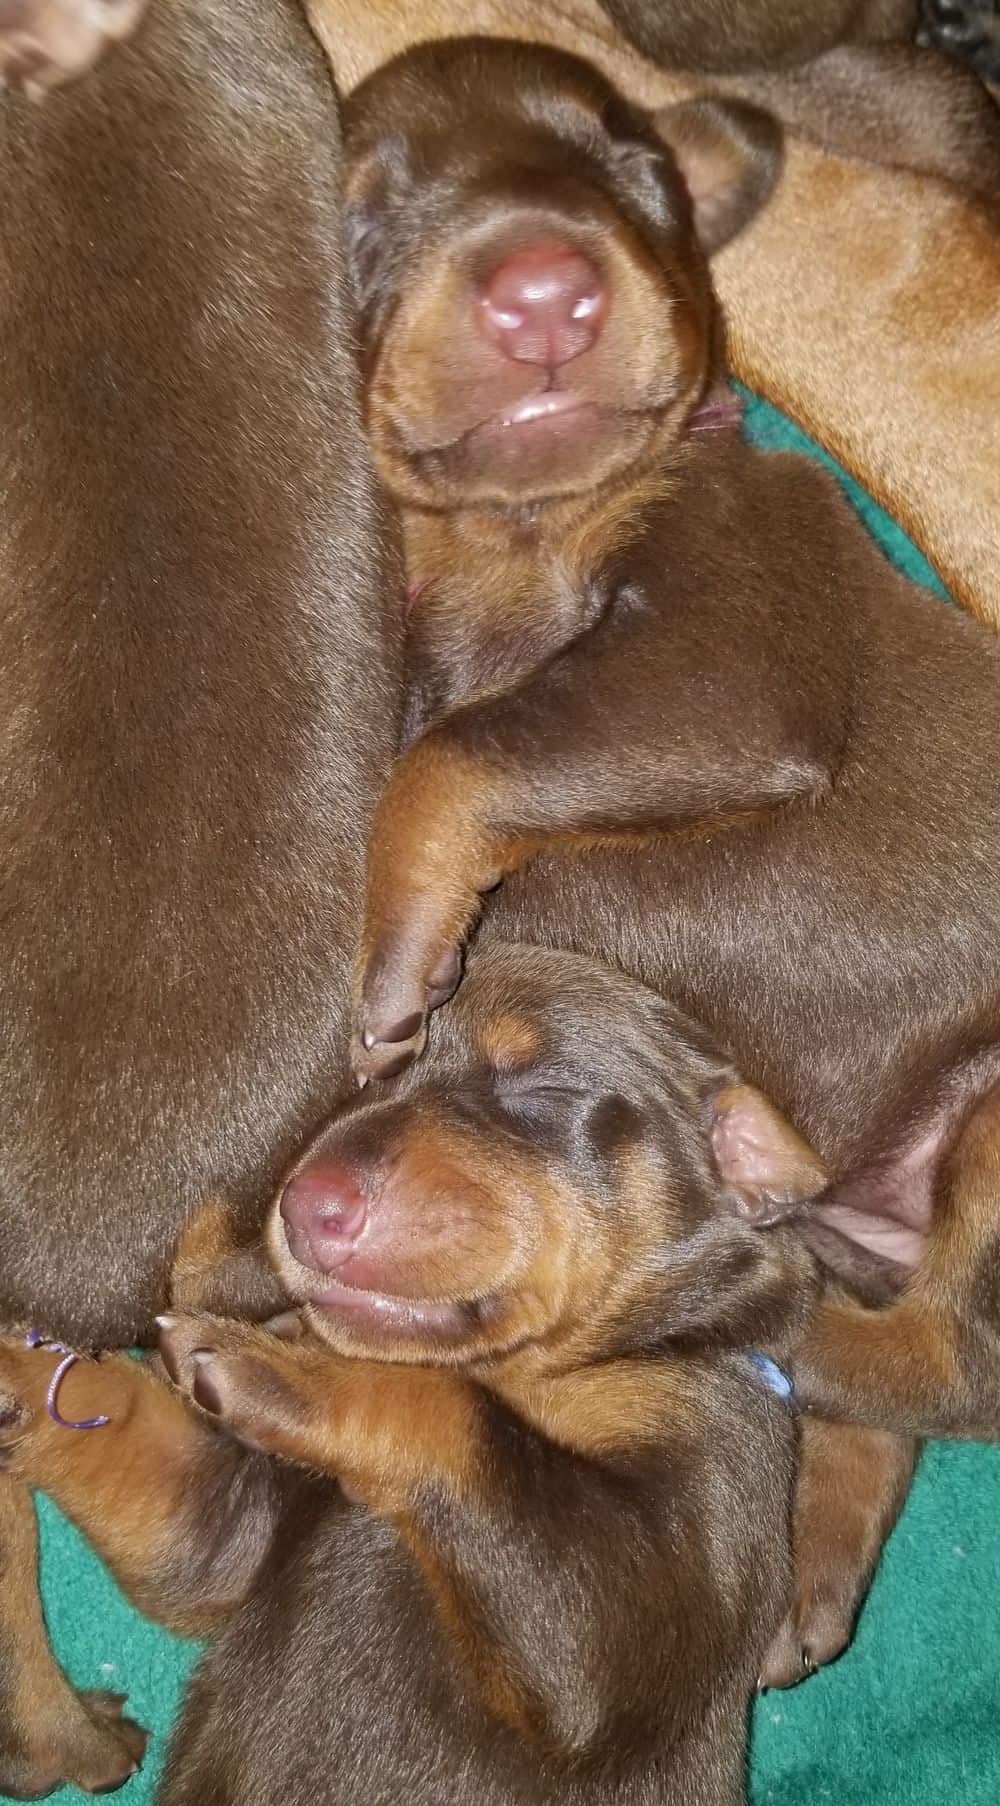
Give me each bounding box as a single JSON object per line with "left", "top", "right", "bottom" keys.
{"left": 0, "top": 1475, "right": 147, "bottom": 1798}
{"left": 0, "top": 1337, "right": 282, "bottom": 1637}
{"left": 761, "top": 1418, "right": 916, "bottom": 1687}
{"left": 354, "top": 614, "right": 835, "bottom": 1079}
{"left": 0, "top": 0, "right": 148, "bottom": 98}
{"left": 796, "top": 1082, "right": 1000, "bottom": 1437}
{"left": 157, "top": 1314, "right": 480, "bottom": 1510}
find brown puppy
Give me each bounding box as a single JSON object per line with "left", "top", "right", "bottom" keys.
{"left": 307, "top": 0, "right": 1000, "bottom": 621}
{"left": 0, "top": 0, "right": 394, "bottom": 1791}
{"left": 0, "top": 949, "right": 816, "bottom": 1804}
{"left": 13, "top": 0, "right": 996, "bottom": 613}
{"left": 320, "top": 35, "right": 1000, "bottom": 1663}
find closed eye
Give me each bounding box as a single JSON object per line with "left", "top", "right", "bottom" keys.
{"left": 491, "top": 1076, "right": 594, "bottom": 1136}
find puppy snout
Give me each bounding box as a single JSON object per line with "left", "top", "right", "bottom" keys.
{"left": 477, "top": 243, "right": 607, "bottom": 367}
{"left": 279, "top": 1164, "right": 369, "bottom": 1274}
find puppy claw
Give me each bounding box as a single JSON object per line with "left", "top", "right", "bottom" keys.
{"left": 352, "top": 934, "right": 462, "bottom": 1083}
{"left": 760, "top": 1598, "right": 853, "bottom": 1689}
{"left": 156, "top": 1314, "right": 310, "bottom": 1454}
{"left": 351, "top": 1019, "right": 429, "bottom": 1086}
{"left": 190, "top": 1352, "right": 223, "bottom": 1418}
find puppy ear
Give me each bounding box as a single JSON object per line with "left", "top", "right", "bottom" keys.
{"left": 630, "top": 1079, "right": 823, "bottom": 1352}
{"left": 654, "top": 98, "right": 782, "bottom": 254}
{"left": 802, "top": 1052, "right": 1000, "bottom": 1295}
{"left": 709, "top": 1081, "right": 828, "bottom": 1220}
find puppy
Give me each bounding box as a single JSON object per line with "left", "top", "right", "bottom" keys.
{"left": 0, "top": 948, "right": 816, "bottom": 1804}
{"left": 14, "top": 0, "right": 997, "bottom": 614}
{"left": 332, "top": 36, "right": 1000, "bottom": 1658}
{"left": 0, "top": 0, "right": 394, "bottom": 1791}
{"left": 48, "top": 28, "right": 979, "bottom": 1718}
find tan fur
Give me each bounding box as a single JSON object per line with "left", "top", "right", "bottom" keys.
{"left": 0, "top": 1479, "right": 146, "bottom": 1793}
{"left": 760, "top": 1417, "right": 916, "bottom": 1688}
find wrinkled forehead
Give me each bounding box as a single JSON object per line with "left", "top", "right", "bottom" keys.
{"left": 344, "top": 41, "right": 673, "bottom": 203}
{"left": 423, "top": 942, "right": 716, "bottom": 1100}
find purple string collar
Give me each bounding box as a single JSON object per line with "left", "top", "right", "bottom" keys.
{"left": 25, "top": 1330, "right": 110, "bottom": 1430}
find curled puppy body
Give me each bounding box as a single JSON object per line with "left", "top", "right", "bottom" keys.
{"left": 314, "top": 36, "right": 998, "bottom": 1662}
{"left": 341, "top": 38, "right": 1000, "bottom": 1116}
{"left": 0, "top": 961, "right": 815, "bottom": 1804}
{"left": 338, "top": 41, "right": 1000, "bottom": 1437}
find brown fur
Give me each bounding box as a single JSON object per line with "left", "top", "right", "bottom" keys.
{"left": 308, "top": 0, "right": 1000, "bottom": 620}
{"left": 760, "top": 1417, "right": 917, "bottom": 1688}
{"left": 0, "top": 0, "right": 395, "bottom": 1788}
{"left": 289, "top": 34, "right": 1000, "bottom": 1681}
{"left": 0, "top": 1007, "right": 816, "bottom": 1800}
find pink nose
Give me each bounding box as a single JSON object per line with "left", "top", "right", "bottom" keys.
{"left": 477, "top": 244, "right": 607, "bottom": 368}
{"left": 279, "top": 1163, "right": 369, "bottom": 1274}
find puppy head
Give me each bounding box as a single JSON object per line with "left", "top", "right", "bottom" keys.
{"left": 269, "top": 944, "right": 819, "bottom": 1372}
{"left": 343, "top": 38, "right": 781, "bottom": 511}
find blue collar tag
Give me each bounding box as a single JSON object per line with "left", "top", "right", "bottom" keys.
{"left": 748, "top": 1351, "right": 795, "bottom": 1405}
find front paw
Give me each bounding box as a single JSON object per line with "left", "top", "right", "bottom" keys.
{"left": 0, "top": 1688, "right": 146, "bottom": 1798}
{"left": 352, "top": 938, "right": 462, "bottom": 1086}
{"left": 0, "top": 0, "right": 147, "bottom": 98}
{"left": 156, "top": 1314, "right": 315, "bottom": 1457}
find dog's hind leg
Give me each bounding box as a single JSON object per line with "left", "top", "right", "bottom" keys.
{"left": 760, "top": 1418, "right": 916, "bottom": 1688}
{"left": 0, "top": 1475, "right": 147, "bottom": 1797}
{"left": 0, "top": 1343, "right": 284, "bottom": 1642}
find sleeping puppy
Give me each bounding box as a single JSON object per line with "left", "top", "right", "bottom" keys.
{"left": 335, "top": 35, "right": 1000, "bottom": 1666}
{"left": 0, "top": 949, "right": 816, "bottom": 1805}
{"left": 40, "top": 35, "right": 990, "bottom": 1720}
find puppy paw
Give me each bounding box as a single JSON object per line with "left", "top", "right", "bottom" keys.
{"left": 759, "top": 1587, "right": 855, "bottom": 1689}
{"left": 352, "top": 940, "right": 461, "bottom": 1085}
{"left": 0, "top": 0, "right": 147, "bottom": 98}
{"left": 0, "top": 1687, "right": 145, "bottom": 1798}
{"left": 156, "top": 1314, "right": 314, "bottom": 1457}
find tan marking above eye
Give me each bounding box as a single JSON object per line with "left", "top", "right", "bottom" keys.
{"left": 478, "top": 1012, "right": 542, "bottom": 1071}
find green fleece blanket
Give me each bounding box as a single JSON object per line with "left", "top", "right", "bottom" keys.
{"left": 11, "top": 394, "right": 998, "bottom": 1806}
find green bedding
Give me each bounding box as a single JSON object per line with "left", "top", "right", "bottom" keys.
{"left": 11, "top": 393, "right": 996, "bottom": 1805}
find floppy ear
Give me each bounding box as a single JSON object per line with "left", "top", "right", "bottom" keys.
{"left": 636, "top": 1083, "right": 825, "bottom": 1352}
{"left": 654, "top": 98, "right": 783, "bottom": 254}
{"left": 709, "top": 1081, "right": 828, "bottom": 1219}
{"left": 800, "top": 1051, "right": 1000, "bottom": 1299}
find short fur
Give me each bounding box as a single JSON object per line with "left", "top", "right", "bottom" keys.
{"left": 0, "top": 0, "right": 395, "bottom": 1788}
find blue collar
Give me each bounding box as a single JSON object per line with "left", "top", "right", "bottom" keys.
{"left": 748, "top": 1351, "right": 795, "bottom": 1405}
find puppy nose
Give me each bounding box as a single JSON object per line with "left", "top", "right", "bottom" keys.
{"left": 478, "top": 245, "right": 607, "bottom": 367}
{"left": 279, "top": 1164, "right": 368, "bottom": 1274}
